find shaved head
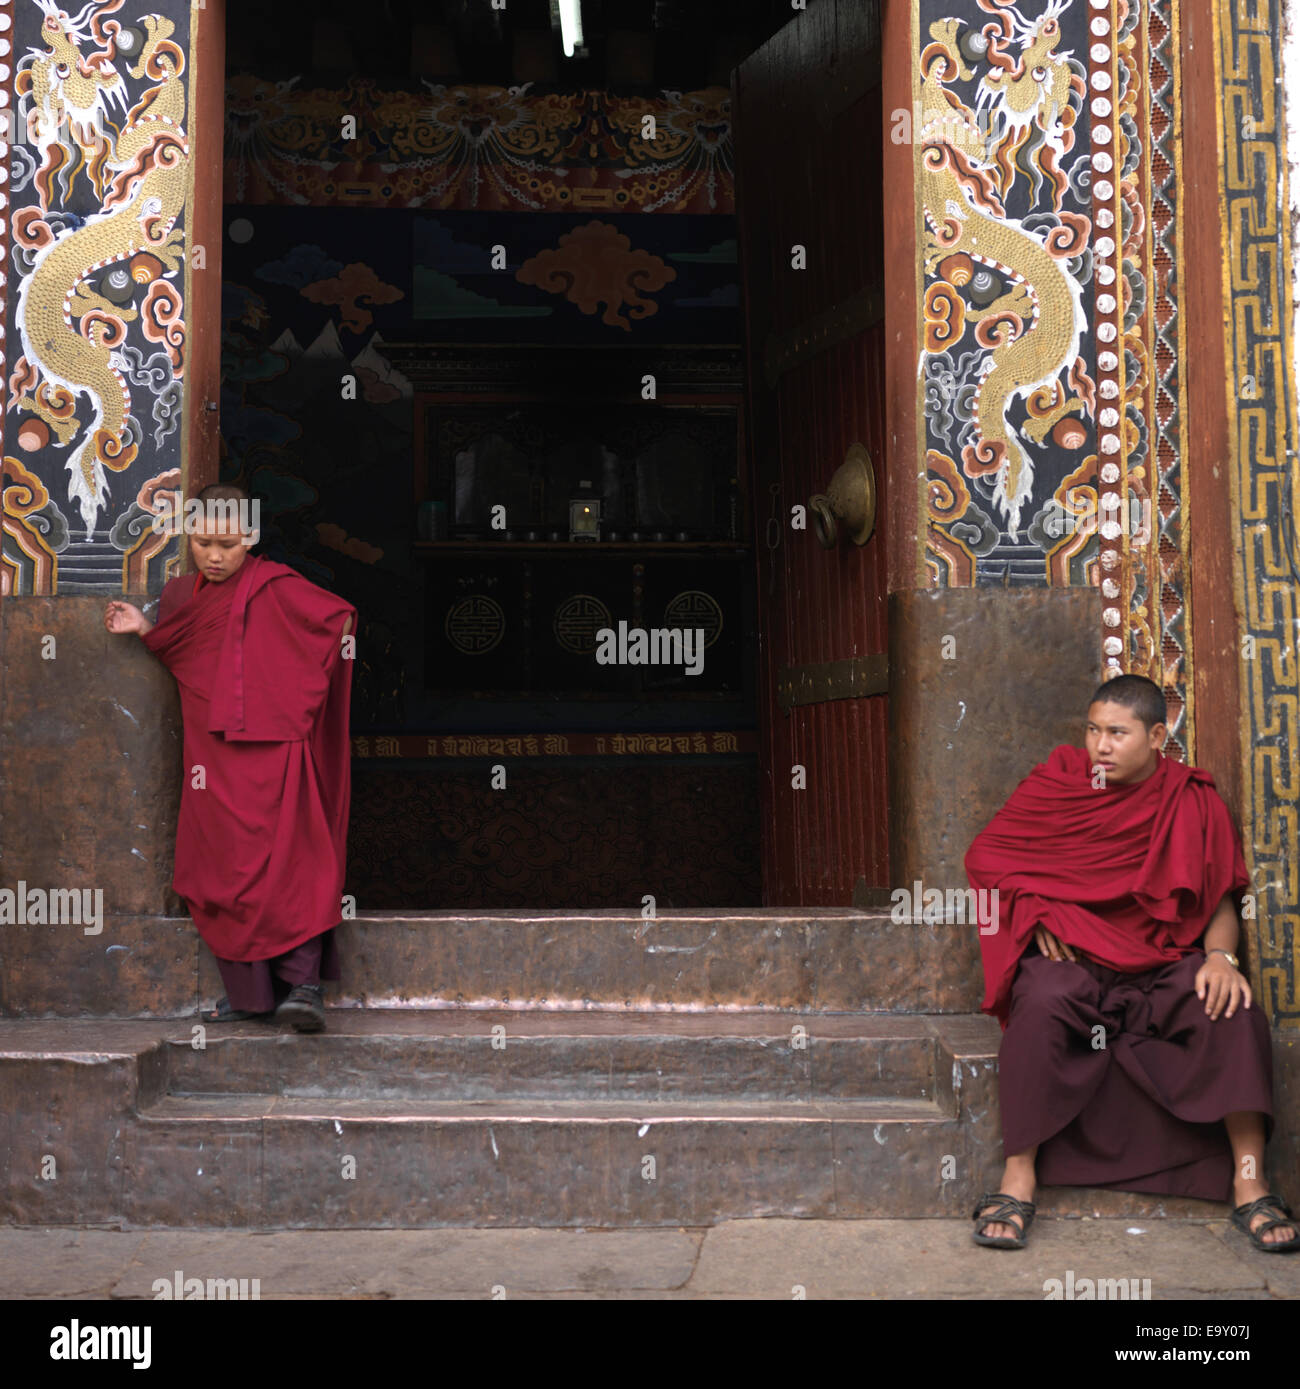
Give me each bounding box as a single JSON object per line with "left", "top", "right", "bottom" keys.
{"left": 1089, "top": 674, "right": 1166, "bottom": 733}
{"left": 187, "top": 481, "right": 258, "bottom": 581}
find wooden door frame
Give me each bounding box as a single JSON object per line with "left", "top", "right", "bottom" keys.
{"left": 182, "top": 0, "right": 226, "bottom": 512}
{"left": 881, "top": 0, "right": 921, "bottom": 594}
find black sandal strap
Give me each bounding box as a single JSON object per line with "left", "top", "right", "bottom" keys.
{"left": 201, "top": 997, "right": 268, "bottom": 1021}
{"left": 972, "top": 1191, "right": 1034, "bottom": 1233}
{"left": 1234, "top": 1193, "right": 1293, "bottom": 1221}
{"left": 1234, "top": 1194, "right": 1297, "bottom": 1232}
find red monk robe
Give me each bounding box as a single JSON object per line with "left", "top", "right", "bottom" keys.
{"left": 965, "top": 744, "right": 1272, "bottom": 1200}
{"left": 142, "top": 553, "right": 356, "bottom": 990}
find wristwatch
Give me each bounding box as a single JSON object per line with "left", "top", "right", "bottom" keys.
{"left": 1209, "top": 948, "right": 1240, "bottom": 969}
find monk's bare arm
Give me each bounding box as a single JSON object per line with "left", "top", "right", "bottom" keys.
{"left": 1202, "top": 893, "right": 1240, "bottom": 957}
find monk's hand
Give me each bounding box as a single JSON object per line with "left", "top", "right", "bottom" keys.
{"left": 104, "top": 600, "right": 150, "bottom": 636}
{"left": 1034, "top": 925, "right": 1077, "bottom": 963}
{"left": 1196, "top": 953, "right": 1251, "bottom": 1021}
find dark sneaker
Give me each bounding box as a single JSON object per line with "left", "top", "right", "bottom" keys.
{"left": 276, "top": 983, "right": 326, "bottom": 1033}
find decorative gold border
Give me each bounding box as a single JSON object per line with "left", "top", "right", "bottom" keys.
{"left": 352, "top": 731, "right": 754, "bottom": 758}
{"left": 1131, "top": 0, "right": 1160, "bottom": 692}
{"left": 1169, "top": 0, "right": 1196, "bottom": 761}
{"left": 1212, "top": 0, "right": 1300, "bottom": 1024}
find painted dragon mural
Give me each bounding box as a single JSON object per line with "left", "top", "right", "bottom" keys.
{"left": 917, "top": 0, "right": 1094, "bottom": 545}
{"left": 8, "top": 0, "right": 188, "bottom": 543}
{"left": 223, "top": 76, "right": 734, "bottom": 214}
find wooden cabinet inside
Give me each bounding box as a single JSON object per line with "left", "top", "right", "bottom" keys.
{"left": 383, "top": 345, "right": 752, "bottom": 702}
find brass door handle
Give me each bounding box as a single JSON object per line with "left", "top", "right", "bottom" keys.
{"left": 809, "top": 442, "right": 876, "bottom": 548}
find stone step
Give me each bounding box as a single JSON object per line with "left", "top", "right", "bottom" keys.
{"left": 1, "top": 1011, "right": 1002, "bottom": 1225}
{"left": 163, "top": 1011, "right": 942, "bottom": 1104}
{"left": 6, "top": 910, "right": 989, "bottom": 1017}
{"left": 146, "top": 1095, "right": 951, "bottom": 1120}
{"left": 124, "top": 1091, "right": 959, "bottom": 1227}
{"left": 195, "top": 910, "right": 987, "bottom": 1015}
{"left": 0, "top": 1012, "right": 1232, "bottom": 1228}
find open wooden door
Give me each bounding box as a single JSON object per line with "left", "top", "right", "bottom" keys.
{"left": 734, "top": 2, "right": 888, "bottom": 905}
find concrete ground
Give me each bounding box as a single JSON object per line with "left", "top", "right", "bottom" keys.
{"left": 3, "top": 1217, "right": 1299, "bottom": 1299}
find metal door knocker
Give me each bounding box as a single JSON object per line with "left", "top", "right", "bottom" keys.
{"left": 809, "top": 442, "right": 876, "bottom": 548}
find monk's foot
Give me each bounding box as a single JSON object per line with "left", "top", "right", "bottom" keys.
{"left": 198, "top": 997, "right": 275, "bottom": 1023}
{"left": 1231, "top": 1181, "right": 1300, "bottom": 1250}
{"left": 974, "top": 1164, "right": 1036, "bottom": 1246}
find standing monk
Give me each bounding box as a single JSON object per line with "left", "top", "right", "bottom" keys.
{"left": 964, "top": 675, "right": 1297, "bottom": 1252}
{"left": 105, "top": 483, "right": 356, "bottom": 1033}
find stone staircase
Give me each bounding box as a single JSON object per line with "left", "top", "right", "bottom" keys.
{"left": 0, "top": 911, "right": 1229, "bottom": 1227}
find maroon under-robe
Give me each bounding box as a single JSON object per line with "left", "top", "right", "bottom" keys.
{"left": 142, "top": 554, "right": 356, "bottom": 1004}
{"left": 965, "top": 744, "right": 1270, "bottom": 1200}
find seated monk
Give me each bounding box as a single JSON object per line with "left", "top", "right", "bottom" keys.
{"left": 963, "top": 674, "right": 1297, "bottom": 1253}
{"left": 105, "top": 483, "right": 356, "bottom": 1033}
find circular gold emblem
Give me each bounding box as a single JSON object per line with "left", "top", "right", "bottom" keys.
{"left": 664, "top": 591, "right": 723, "bottom": 647}
{"left": 446, "top": 595, "right": 505, "bottom": 654}
{"left": 553, "top": 594, "right": 613, "bottom": 654}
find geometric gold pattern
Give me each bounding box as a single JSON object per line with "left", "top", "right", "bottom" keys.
{"left": 1213, "top": 0, "right": 1300, "bottom": 1026}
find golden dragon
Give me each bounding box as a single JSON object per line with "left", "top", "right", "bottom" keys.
{"left": 918, "top": 1, "right": 1090, "bottom": 537}
{"left": 13, "top": 2, "right": 189, "bottom": 538}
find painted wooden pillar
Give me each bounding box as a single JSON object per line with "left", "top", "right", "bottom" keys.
{"left": 0, "top": 0, "right": 222, "bottom": 1017}
{"left": 1199, "top": 0, "right": 1300, "bottom": 1028}
{"left": 186, "top": 0, "right": 224, "bottom": 505}
{"left": 884, "top": 0, "right": 1299, "bottom": 1029}
{"left": 1, "top": 0, "right": 218, "bottom": 595}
